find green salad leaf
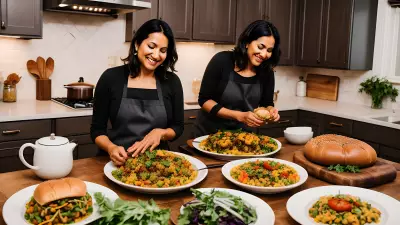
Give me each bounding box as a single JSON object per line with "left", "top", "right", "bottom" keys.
{"left": 327, "top": 164, "right": 361, "bottom": 173}
{"left": 94, "top": 192, "right": 170, "bottom": 225}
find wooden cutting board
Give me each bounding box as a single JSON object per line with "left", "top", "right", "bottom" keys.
{"left": 293, "top": 151, "right": 397, "bottom": 188}
{"left": 306, "top": 74, "right": 340, "bottom": 101}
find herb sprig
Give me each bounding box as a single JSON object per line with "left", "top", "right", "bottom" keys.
{"left": 327, "top": 164, "right": 361, "bottom": 173}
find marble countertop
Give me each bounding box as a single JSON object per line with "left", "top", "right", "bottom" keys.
{"left": 0, "top": 97, "right": 399, "bottom": 130}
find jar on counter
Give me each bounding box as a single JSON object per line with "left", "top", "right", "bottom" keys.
{"left": 296, "top": 76, "right": 307, "bottom": 97}
{"left": 3, "top": 84, "right": 17, "bottom": 102}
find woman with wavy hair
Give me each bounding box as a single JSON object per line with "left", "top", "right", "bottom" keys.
{"left": 91, "top": 19, "right": 183, "bottom": 165}
{"left": 194, "top": 20, "right": 281, "bottom": 137}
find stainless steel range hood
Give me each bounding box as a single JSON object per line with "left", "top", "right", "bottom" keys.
{"left": 44, "top": 0, "right": 151, "bottom": 18}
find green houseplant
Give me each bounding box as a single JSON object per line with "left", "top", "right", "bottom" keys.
{"left": 359, "top": 76, "right": 399, "bottom": 109}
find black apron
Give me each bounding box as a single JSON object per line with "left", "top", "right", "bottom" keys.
{"left": 193, "top": 71, "right": 261, "bottom": 137}
{"left": 107, "top": 77, "right": 169, "bottom": 152}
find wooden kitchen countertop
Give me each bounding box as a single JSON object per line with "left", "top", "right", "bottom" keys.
{"left": 1, "top": 139, "right": 399, "bottom": 225}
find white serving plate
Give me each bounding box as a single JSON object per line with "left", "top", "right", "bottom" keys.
{"left": 104, "top": 151, "right": 208, "bottom": 194}
{"left": 222, "top": 158, "right": 308, "bottom": 194}
{"left": 180, "top": 188, "right": 275, "bottom": 225}
{"left": 2, "top": 181, "right": 119, "bottom": 225}
{"left": 192, "top": 135, "right": 282, "bottom": 161}
{"left": 286, "top": 185, "right": 400, "bottom": 225}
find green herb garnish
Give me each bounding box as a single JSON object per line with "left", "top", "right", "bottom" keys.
{"left": 327, "top": 164, "right": 361, "bottom": 173}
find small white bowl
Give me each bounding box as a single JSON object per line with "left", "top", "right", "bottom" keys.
{"left": 284, "top": 127, "right": 313, "bottom": 145}
{"left": 222, "top": 158, "right": 308, "bottom": 194}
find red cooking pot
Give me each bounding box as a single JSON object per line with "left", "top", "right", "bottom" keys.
{"left": 64, "top": 77, "right": 95, "bottom": 101}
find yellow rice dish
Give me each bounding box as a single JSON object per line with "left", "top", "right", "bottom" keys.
{"left": 200, "top": 130, "right": 278, "bottom": 155}
{"left": 309, "top": 194, "right": 381, "bottom": 225}
{"left": 112, "top": 150, "right": 198, "bottom": 188}
{"left": 230, "top": 160, "right": 300, "bottom": 187}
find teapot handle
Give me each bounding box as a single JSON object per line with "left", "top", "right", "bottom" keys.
{"left": 19, "top": 143, "right": 39, "bottom": 170}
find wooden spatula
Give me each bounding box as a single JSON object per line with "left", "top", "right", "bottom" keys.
{"left": 36, "top": 56, "right": 46, "bottom": 79}
{"left": 46, "top": 57, "right": 54, "bottom": 79}
{"left": 26, "top": 60, "right": 40, "bottom": 79}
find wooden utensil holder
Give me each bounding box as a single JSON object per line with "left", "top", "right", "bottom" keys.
{"left": 36, "top": 79, "right": 51, "bottom": 100}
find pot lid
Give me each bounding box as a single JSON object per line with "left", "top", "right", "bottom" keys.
{"left": 65, "top": 77, "right": 94, "bottom": 88}
{"left": 38, "top": 133, "right": 69, "bottom": 146}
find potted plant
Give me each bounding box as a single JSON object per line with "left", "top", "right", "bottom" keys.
{"left": 359, "top": 76, "right": 399, "bottom": 109}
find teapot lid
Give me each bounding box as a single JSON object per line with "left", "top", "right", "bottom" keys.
{"left": 38, "top": 133, "right": 69, "bottom": 146}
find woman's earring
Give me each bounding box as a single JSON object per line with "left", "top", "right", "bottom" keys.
{"left": 134, "top": 49, "right": 138, "bottom": 55}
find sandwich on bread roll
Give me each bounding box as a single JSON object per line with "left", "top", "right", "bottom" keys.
{"left": 25, "top": 177, "right": 93, "bottom": 225}
{"left": 304, "top": 134, "right": 377, "bottom": 167}
{"left": 254, "top": 107, "right": 273, "bottom": 121}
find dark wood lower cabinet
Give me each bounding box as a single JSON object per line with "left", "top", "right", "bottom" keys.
{"left": 0, "top": 140, "right": 35, "bottom": 173}
{"left": 379, "top": 145, "right": 400, "bottom": 163}
{"left": 258, "top": 110, "right": 298, "bottom": 137}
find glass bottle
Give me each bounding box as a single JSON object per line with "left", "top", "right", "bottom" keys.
{"left": 3, "top": 84, "right": 17, "bottom": 102}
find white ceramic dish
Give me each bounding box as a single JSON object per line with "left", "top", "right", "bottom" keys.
{"left": 284, "top": 130, "right": 313, "bottom": 145}
{"left": 2, "top": 181, "right": 119, "bottom": 225}
{"left": 104, "top": 151, "right": 208, "bottom": 194}
{"left": 286, "top": 185, "right": 400, "bottom": 225}
{"left": 284, "top": 126, "right": 312, "bottom": 133}
{"left": 180, "top": 188, "right": 275, "bottom": 225}
{"left": 221, "top": 158, "right": 308, "bottom": 194}
{"left": 192, "top": 135, "right": 282, "bottom": 161}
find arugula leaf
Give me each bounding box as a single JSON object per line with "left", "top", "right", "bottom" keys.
{"left": 94, "top": 192, "right": 170, "bottom": 225}
{"left": 327, "top": 164, "right": 360, "bottom": 173}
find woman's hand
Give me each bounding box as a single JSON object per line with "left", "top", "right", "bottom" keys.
{"left": 108, "top": 145, "right": 128, "bottom": 166}
{"left": 128, "top": 128, "right": 165, "bottom": 157}
{"left": 268, "top": 106, "right": 280, "bottom": 121}
{"left": 236, "top": 111, "right": 265, "bottom": 127}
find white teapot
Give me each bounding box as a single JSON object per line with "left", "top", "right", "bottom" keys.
{"left": 19, "top": 133, "right": 77, "bottom": 179}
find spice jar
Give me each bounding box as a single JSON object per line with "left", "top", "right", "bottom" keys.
{"left": 3, "top": 84, "right": 17, "bottom": 102}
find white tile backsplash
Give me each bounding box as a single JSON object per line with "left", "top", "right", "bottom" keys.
{"left": 0, "top": 12, "right": 399, "bottom": 111}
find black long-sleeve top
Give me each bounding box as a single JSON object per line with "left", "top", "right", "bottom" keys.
{"left": 90, "top": 64, "right": 184, "bottom": 143}
{"left": 198, "top": 51, "right": 275, "bottom": 114}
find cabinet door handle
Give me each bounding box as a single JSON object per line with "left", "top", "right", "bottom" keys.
{"left": 278, "top": 120, "right": 290, "bottom": 124}
{"left": 1, "top": 21, "right": 5, "bottom": 29}
{"left": 317, "top": 59, "right": 320, "bottom": 64}
{"left": 2, "top": 129, "right": 21, "bottom": 135}
{"left": 189, "top": 116, "right": 197, "bottom": 120}
{"left": 329, "top": 122, "right": 343, "bottom": 127}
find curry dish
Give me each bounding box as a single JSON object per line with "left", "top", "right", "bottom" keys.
{"left": 25, "top": 192, "right": 93, "bottom": 225}
{"left": 112, "top": 150, "right": 198, "bottom": 188}
{"left": 309, "top": 194, "right": 381, "bottom": 225}
{"left": 230, "top": 160, "right": 300, "bottom": 187}
{"left": 200, "top": 130, "right": 278, "bottom": 155}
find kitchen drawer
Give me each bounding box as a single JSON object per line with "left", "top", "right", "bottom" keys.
{"left": 322, "top": 115, "right": 353, "bottom": 136}
{"left": 0, "top": 139, "right": 35, "bottom": 173}
{"left": 259, "top": 110, "right": 298, "bottom": 129}
{"left": 0, "top": 120, "right": 51, "bottom": 142}
{"left": 353, "top": 121, "right": 400, "bottom": 150}
{"left": 379, "top": 145, "right": 400, "bottom": 163}
{"left": 55, "top": 116, "right": 92, "bottom": 136}
{"left": 66, "top": 134, "right": 92, "bottom": 159}
{"left": 258, "top": 127, "right": 286, "bottom": 138}
{"left": 184, "top": 110, "right": 199, "bottom": 124}
{"left": 298, "top": 110, "right": 323, "bottom": 125}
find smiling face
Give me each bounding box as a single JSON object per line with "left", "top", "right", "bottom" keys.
{"left": 246, "top": 35, "right": 275, "bottom": 67}
{"left": 136, "top": 32, "right": 168, "bottom": 73}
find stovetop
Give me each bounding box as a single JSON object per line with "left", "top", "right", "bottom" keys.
{"left": 52, "top": 97, "right": 93, "bottom": 110}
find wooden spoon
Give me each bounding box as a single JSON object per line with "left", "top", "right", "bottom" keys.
{"left": 36, "top": 56, "right": 46, "bottom": 79}
{"left": 46, "top": 57, "right": 54, "bottom": 79}
{"left": 26, "top": 60, "right": 40, "bottom": 79}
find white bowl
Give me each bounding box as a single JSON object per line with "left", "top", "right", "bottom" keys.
{"left": 284, "top": 127, "right": 313, "bottom": 145}
{"left": 222, "top": 158, "right": 308, "bottom": 194}
{"left": 103, "top": 151, "right": 208, "bottom": 194}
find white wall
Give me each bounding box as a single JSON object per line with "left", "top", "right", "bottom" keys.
{"left": 0, "top": 3, "right": 399, "bottom": 110}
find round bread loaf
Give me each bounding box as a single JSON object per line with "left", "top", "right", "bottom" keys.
{"left": 304, "top": 134, "right": 377, "bottom": 167}
{"left": 33, "top": 177, "right": 87, "bottom": 205}
{"left": 254, "top": 107, "right": 271, "bottom": 121}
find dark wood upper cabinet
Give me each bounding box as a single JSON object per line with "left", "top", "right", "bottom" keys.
{"left": 297, "top": 0, "right": 378, "bottom": 70}
{"left": 236, "top": 0, "right": 264, "bottom": 41}
{"left": 296, "top": 0, "right": 325, "bottom": 67}
{"left": 0, "top": 0, "right": 42, "bottom": 38}
{"left": 159, "top": 0, "right": 193, "bottom": 40}
{"left": 266, "top": 0, "right": 298, "bottom": 65}
{"left": 125, "top": 0, "right": 158, "bottom": 42}
{"left": 193, "top": 0, "right": 237, "bottom": 43}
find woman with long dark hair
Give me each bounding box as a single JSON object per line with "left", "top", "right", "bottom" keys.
{"left": 194, "top": 20, "right": 281, "bottom": 137}
{"left": 91, "top": 19, "right": 183, "bottom": 165}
